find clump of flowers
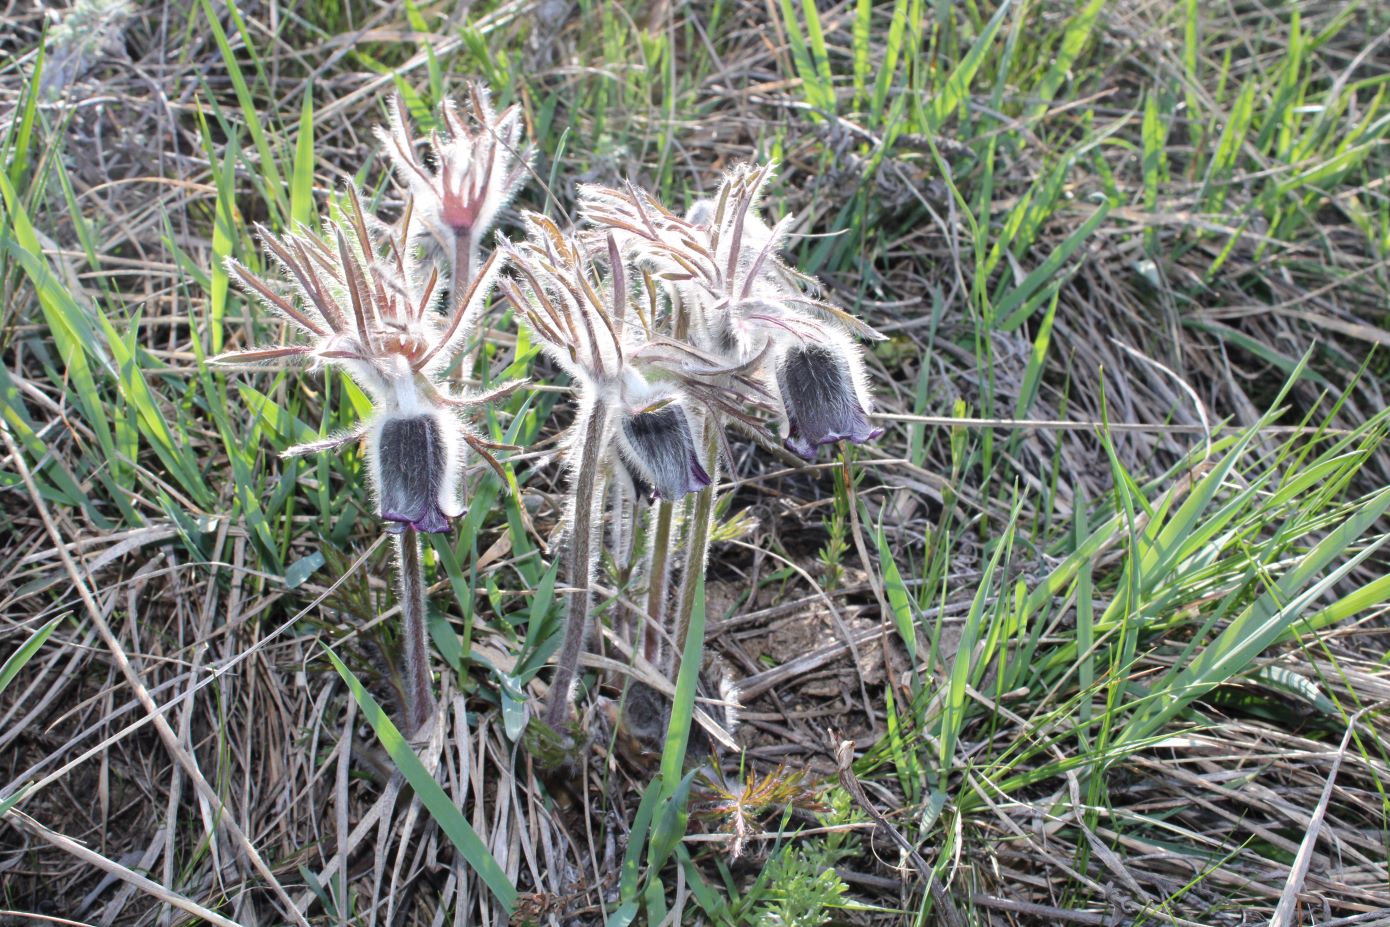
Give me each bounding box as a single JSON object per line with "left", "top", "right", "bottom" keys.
{"left": 215, "top": 88, "right": 529, "bottom": 737}
{"left": 505, "top": 162, "right": 884, "bottom": 732}
{"left": 216, "top": 82, "right": 882, "bottom": 747}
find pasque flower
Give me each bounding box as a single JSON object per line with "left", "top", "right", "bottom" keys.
{"left": 375, "top": 413, "right": 454, "bottom": 533}
{"left": 216, "top": 86, "right": 533, "bottom": 741}
{"left": 579, "top": 163, "right": 885, "bottom": 459}
{"left": 213, "top": 187, "right": 509, "bottom": 534}
{"left": 499, "top": 216, "right": 728, "bottom": 728}
{"left": 615, "top": 387, "right": 711, "bottom": 502}
{"left": 775, "top": 335, "right": 884, "bottom": 461}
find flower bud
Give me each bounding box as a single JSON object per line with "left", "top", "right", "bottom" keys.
{"left": 618, "top": 403, "right": 712, "bottom": 501}
{"left": 776, "top": 341, "right": 883, "bottom": 460}
{"left": 373, "top": 413, "right": 461, "bottom": 533}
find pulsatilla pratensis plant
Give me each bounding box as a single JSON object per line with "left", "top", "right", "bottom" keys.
{"left": 213, "top": 81, "right": 880, "bottom": 744}
{"left": 214, "top": 88, "right": 530, "bottom": 738}
{"left": 504, "top": 162, "right": 884, "bottom": 733}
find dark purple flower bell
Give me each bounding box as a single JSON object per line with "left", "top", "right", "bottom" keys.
{"left": 777, "top": 342, "right": 883, "bottom": 461}
{"left": 618, "top": 403, "right": 712, "bottom": 501}
{"left": 375, "top": 414, "right": 458, "bottom": 533}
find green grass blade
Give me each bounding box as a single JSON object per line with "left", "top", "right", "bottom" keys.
{"left": 327, "top": 651, "right": 517, "bottom": 911}
{"left": 0, "top": 615, "right": 62, "bottom": 700}
{"left": 199, "top": 0, "right": 287, "bottom": 221}
{"left": 1031, "top": 0, "right": 1105, "bottom": 116}
{"left": 995, "top": 200, "right": 1111, "bottom": 331}
{"left": 1121, "top": 487, "right": 1390, "bottom": 744}
{"left": 660, "top": 571, "right": 706, "bottom": 795}
{"left": 870, "top": 0, "right": 910, "bottom": 122}
{"left": 291, "top": 87, "right": 317, "bottom": 229}
{"left": 928, "top": 0, "right": 1013, "bottom": 131}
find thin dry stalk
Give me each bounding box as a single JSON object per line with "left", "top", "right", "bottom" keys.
{"left": 0, "top": 425, "right": 311, "bottom": 927}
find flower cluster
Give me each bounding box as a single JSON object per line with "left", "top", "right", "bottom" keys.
{"left": 216, "top": 81, "right": 884, "bottom": 736}
{"left": 502, "top": 163, "right": 884, "bottom": 727}
{"left": 577, "top": 163, "right": 884, "bottom": 463}
{"left": 498, "top": 216, "right": 717, "bottom": 506}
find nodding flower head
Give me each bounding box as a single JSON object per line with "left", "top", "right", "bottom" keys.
{"left": 775, "top": 332, "right": 883, "bottom": 460}
{"left": 500, "top": 217, "right": 730, "bottom": 501}
{"left": 377, "top": 86, "right": 533, "bottom": 281}
{"left": 614, "top": 373, "right": 711, "bottom": 501}
{"left": 374, "top": 411, "right": 460, "bottom": 533}
{"left": 577, "top": 162, "right": 885, "bottom": 461}
{"left": 213, "top": 187, "right": 515, "bottom": 534}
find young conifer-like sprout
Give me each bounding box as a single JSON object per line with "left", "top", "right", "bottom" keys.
{"left": 216, "top": 89, "right": 527, "bottom": 739}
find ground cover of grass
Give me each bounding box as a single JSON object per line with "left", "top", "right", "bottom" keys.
{"left": 3, "top": 0, "right": 1390, "bottom": 924}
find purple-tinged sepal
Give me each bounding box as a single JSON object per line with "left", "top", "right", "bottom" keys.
{"left": 372, "top": 412, "right": 464, "bottom": 534}
{"left": 775, "top": 336, "right": 882, "bottom": 461}
{"left": 616, "top": 398, "right": 711, "bottom": 502}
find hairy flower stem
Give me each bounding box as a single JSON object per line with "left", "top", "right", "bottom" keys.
{"left": 671, "top": 420, "right": 720, "bottom": 674}
{"left": 543, "top": 401, "right": 610, "bottom": 730}
{"left": 451, "top": 230, "right": 474, "bottom": 299}
{"left": 649, "top": 292, "right": 689, "bottom": 666}
{"left": 395, "top": 526, "right": 436, "bottom": 738}
{"left": 644, "top": 500, "right": 674, "bottom": 663}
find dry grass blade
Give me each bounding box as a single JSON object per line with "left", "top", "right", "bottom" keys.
{"left": 0, "top": 425, "right": 310, "bottom": 927}
{"left": 1271, "top": 712, "right": 1366, "bottom": 927}
{"left": 6, "top": 810, "right": 243, "bottom": 927}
